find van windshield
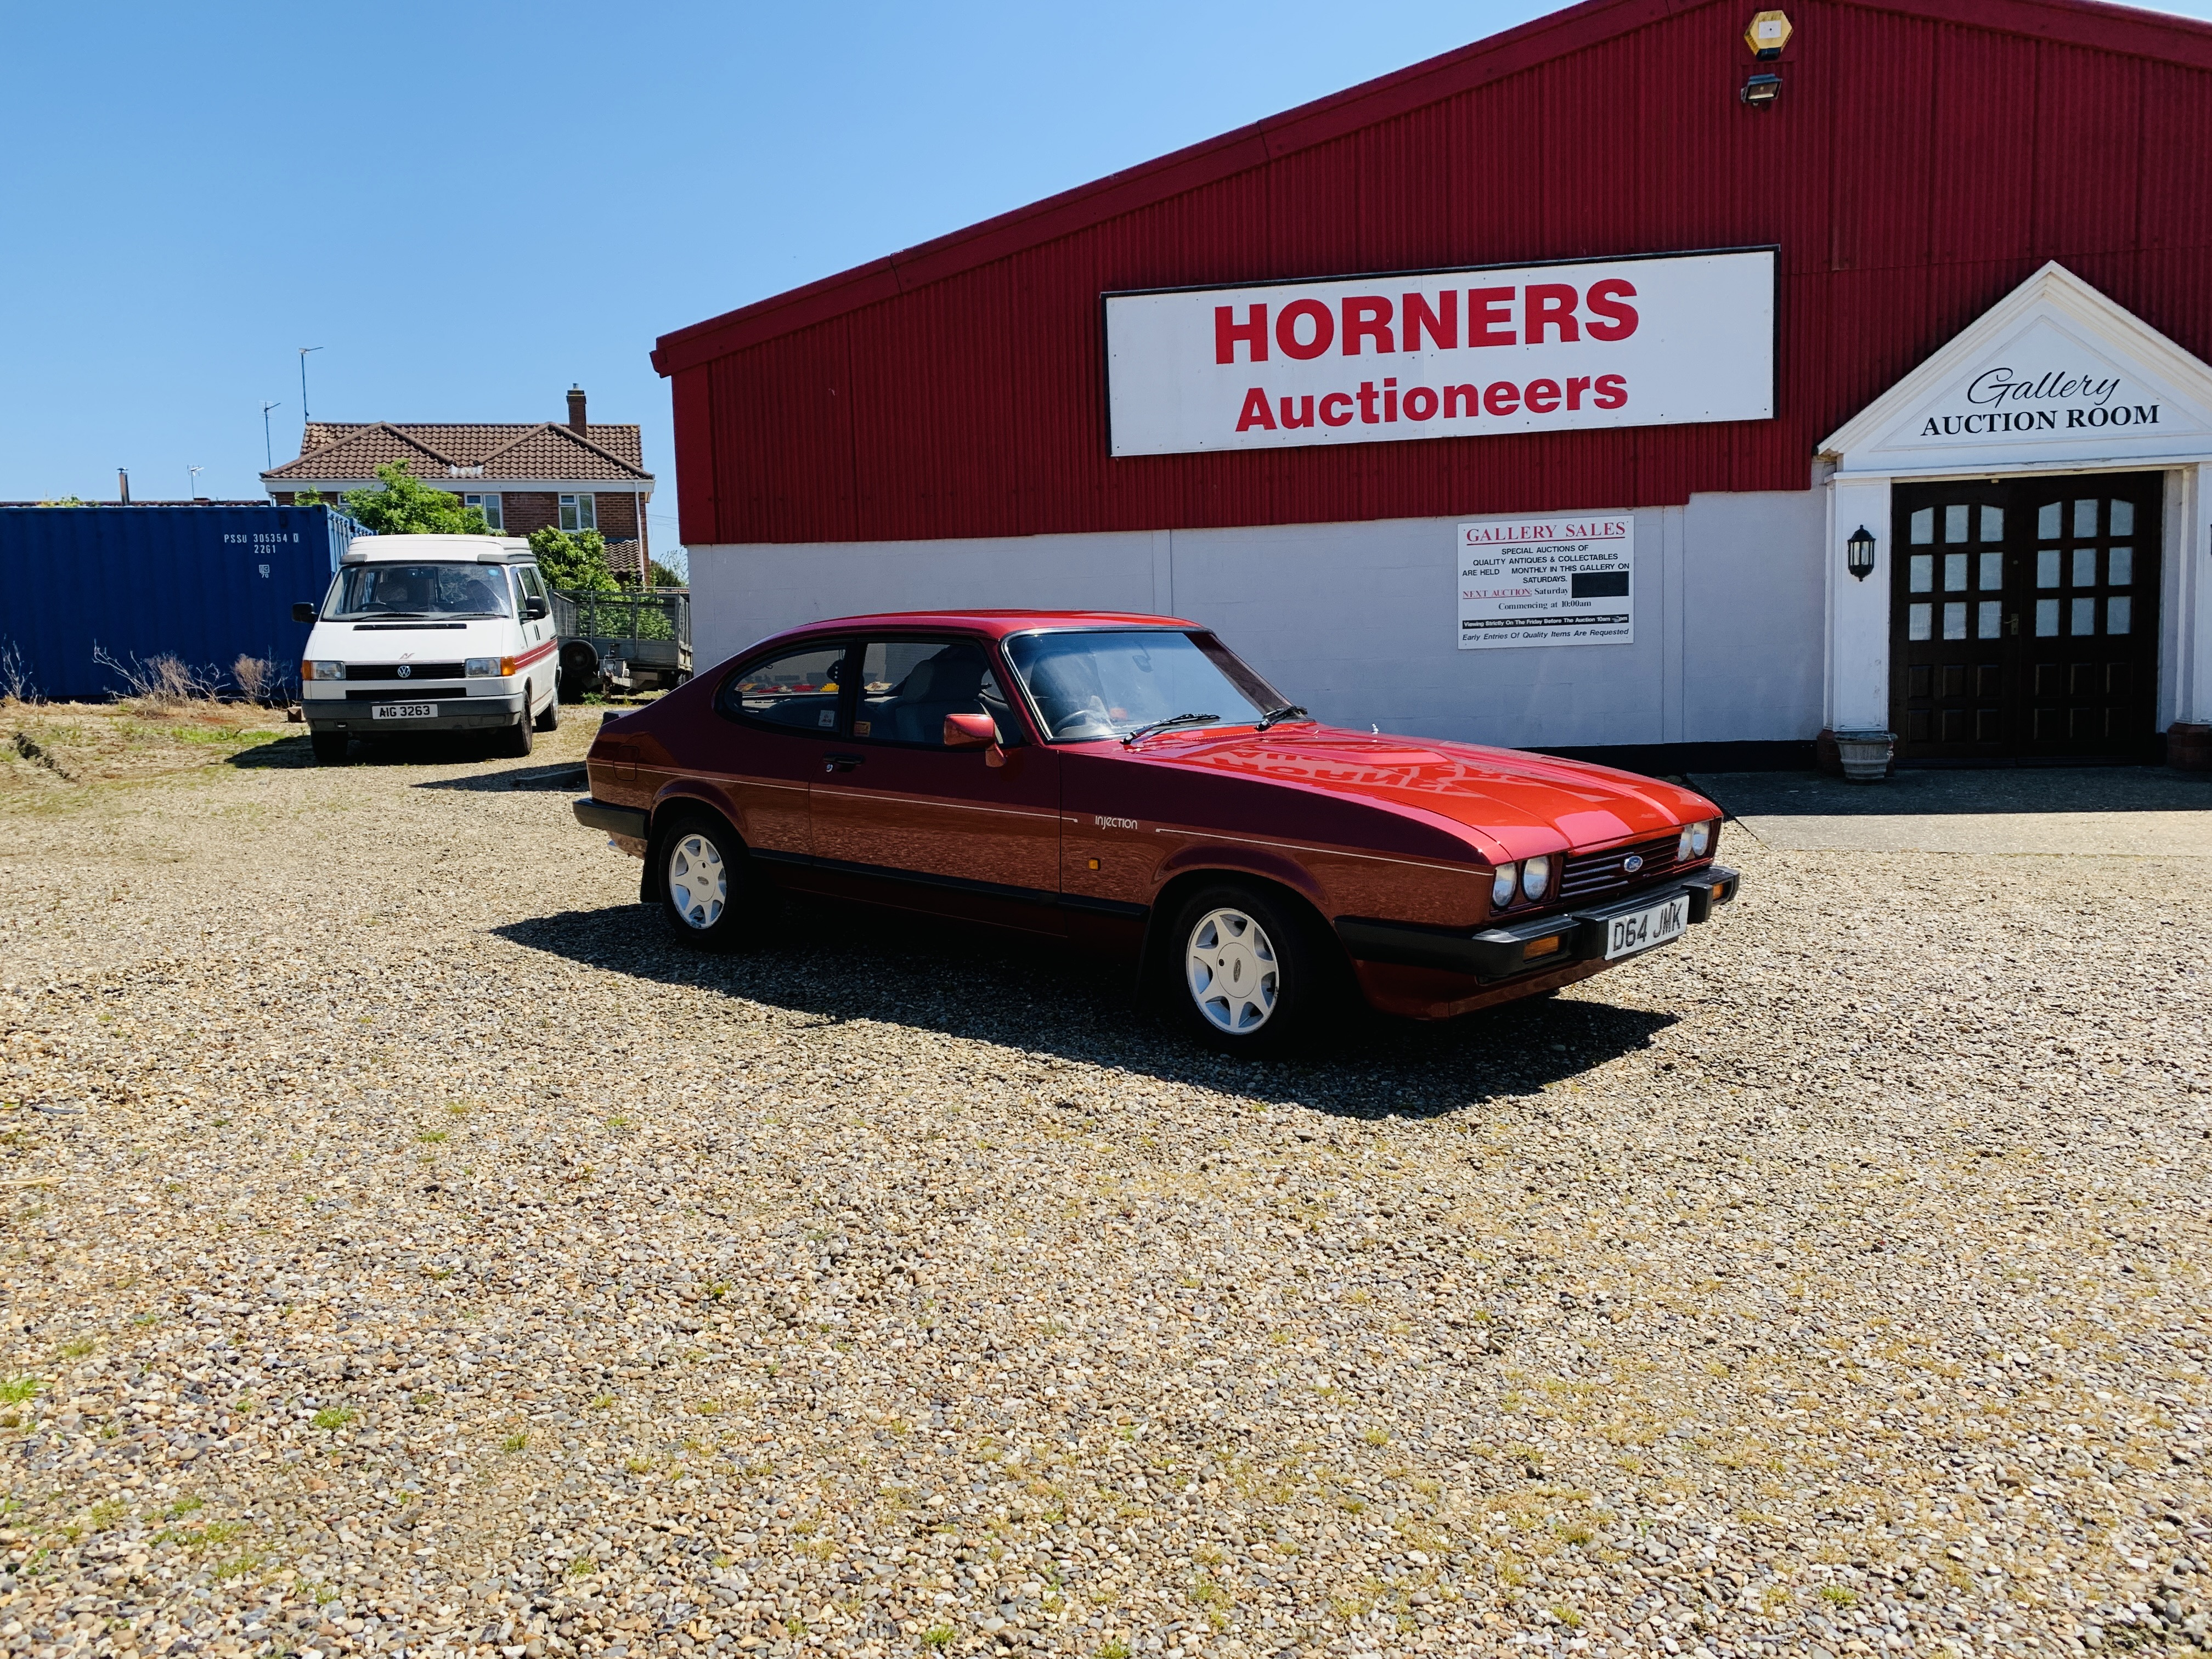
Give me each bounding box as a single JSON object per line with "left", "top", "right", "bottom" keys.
{"left": 325, "top": 562, "right": 513, "bottom": 620}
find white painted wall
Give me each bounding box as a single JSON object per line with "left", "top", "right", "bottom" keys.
{"left": 689, "top": 490, "right": 1827, "bottom": 749}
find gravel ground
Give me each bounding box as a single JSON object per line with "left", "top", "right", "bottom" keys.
{"left": 2, "top": 702, "right": 2207, "bottom": 1659}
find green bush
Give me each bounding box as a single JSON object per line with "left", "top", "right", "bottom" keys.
{"left": 530, "top": 527, "right": 618, "bottom": 592}
{"left": 340, "top": 463, "right": 493, "bottom": 536}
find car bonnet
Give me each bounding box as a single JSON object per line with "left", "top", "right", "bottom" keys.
{"left": 1130, "top": 725, "right": 1715, "bottom": 854}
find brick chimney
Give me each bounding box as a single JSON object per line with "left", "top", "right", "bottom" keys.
{"left": 566, "top": 385, "right": 587, "bottom": 434}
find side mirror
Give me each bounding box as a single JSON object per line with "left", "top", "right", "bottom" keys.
{"left": 943, "top": 712, "right": 996, "bottom": 748}
{"left": 525, "top": 595, "right": 549, "bottom": 620}
{"left": 292, "top": 602, "right": 318, "bottom": 624}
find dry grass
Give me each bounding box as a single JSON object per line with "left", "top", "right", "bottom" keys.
{"left": 1, "top": 702, "right": 302, "bottom": 795}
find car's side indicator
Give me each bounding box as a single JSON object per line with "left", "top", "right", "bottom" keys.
{"left": 1087, "top": 857, "right": 1101, "bottom": 870}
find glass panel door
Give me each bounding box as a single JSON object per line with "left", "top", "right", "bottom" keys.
{"left": 1889, "top": 475, "right": 2162, "bottom": 761}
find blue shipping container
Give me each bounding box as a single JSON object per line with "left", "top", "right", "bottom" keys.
{"left": 0, "top": 504, "right": 354, "bottom": 702}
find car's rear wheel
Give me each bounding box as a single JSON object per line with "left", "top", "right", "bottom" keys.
{"left": 657, "top": 811, "right": 775, "bottom": 949}
{"left": 1165, "top": 882, "right": 1342, "bottom": 1054}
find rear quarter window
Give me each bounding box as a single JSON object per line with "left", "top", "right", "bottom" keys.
{"left": 716, "top": 641, "right": 853, "bottom": 733}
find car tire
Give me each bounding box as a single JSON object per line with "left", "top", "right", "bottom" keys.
{"left": 310, "top": 731, "right": 349, "bottom": 765}
{"left": 534, "top": 678, "right": 561, "bottom": 732}
{"left": 657, "top": 811, "right": 775, "bottom": 949}
{"left": 500, "top": 712, "right": 535, "bottom": 758}
{"left": 1164, "top": 882, "right": 1344, "bottom": 1056}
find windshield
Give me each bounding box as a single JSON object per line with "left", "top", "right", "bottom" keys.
{"left": 324, "top": 562, "right": 513, "bottom": 620}
{"left": 1002, "top": 629, "right": 1290, "bottom": 742}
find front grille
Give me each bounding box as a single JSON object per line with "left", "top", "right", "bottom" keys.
{"left": 346, "top": 688, "right": 466, "bottom": 701}
{"left": 1558, "top": 834, "right": 1680, "bottom": 901}
{"left": 347, "top": 663, "right": 468, "bottom": 680}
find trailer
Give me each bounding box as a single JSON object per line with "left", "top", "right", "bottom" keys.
{"left": 552, "top": 587, "right": 692, "bottom": 698}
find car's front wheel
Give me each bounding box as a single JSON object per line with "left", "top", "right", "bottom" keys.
{"left": 310, "top": 731, "right": 349, "bottom": 765}
{"left": 657, "top": 812, "right": 775, "bottom": 949}
{"left": 1165, "top": 882, "right": 1341, "bottom": 1054}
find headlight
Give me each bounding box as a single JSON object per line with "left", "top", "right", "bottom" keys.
{"left": 466, "top": 657, "right": 501, "bottom": 678}
{"left": 1491, "top": 863, "right": 1518, "bottom": 909}
{"left": 1678, "top": 819, "right": 1715, "bottom": 861}
{"left": 1521, "top": 855, "right": 1551, "bottom": 901}
{"left": 303, "top": 660, "right": 344, "bottom": 681}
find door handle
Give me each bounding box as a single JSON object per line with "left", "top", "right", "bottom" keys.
{"left": 822, "top": 753, "right": 862, "bottom": 773}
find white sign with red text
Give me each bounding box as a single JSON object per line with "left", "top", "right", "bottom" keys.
{"left": 1105, "top": 250, "right": 1774, "bottom": 457}
{"left": 1457, "top": 516, "right": 1634, "bottom": 650}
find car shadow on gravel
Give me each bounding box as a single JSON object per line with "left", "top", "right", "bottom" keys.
{"left": 413, "top": 762, "right": 588, "bottom": 792}
{"left": 495, "top": 898, "right": 1675, "bottom": 1120}
{"left": 223, "top": 733, "right": 317, "bottom": 768}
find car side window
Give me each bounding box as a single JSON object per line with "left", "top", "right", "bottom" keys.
{"left": 716, "top": 642, "right": 852, "bottom": 733}
{"left": 853, "top": 639, "right": 1026, "bottom": 748}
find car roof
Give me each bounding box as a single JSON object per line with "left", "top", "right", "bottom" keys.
{"left": 781, "top": 610, "right": 1198, "bottom": 638}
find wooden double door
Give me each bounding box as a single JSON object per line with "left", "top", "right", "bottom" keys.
{"left": 1890, "top": 475, "right": 2163, "bottom": 760}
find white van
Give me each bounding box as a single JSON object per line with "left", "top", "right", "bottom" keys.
{"left": 295, "top": 534, "right": 561, "bottom": 764}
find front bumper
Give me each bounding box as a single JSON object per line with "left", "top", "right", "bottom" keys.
{"left": 1336, "top": 866, "right": 1740, "bottom": 981}
{"left": 306, "top": 692, "right": 525, "bottom": 734}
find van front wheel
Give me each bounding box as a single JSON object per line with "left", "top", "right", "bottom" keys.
{"left": 310, "top": 731, "right": 349, "bottom": 765}
{"left": 534, "top": 680, "right": 561, "bottom": 731}
{"left": 499, "top": 713, "right": 534, "bottom": 758}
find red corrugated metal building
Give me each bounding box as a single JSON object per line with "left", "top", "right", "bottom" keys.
{"left": 656, "top": 0, "right": 2212, "bottom": 768}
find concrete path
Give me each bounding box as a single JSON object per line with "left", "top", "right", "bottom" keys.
{"left": 1686, "top": 765, "right": 2212, "bottom": 855}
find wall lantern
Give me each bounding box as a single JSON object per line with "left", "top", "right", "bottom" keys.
{"left": 1846, "top": 524, "right": 1878, "bottom": 581}
{"left": 1740, "top": 72, "right": 1783, "bottom": 106}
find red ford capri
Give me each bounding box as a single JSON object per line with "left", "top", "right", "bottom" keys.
{"left": 574, "top": 611, "right": 1738, "bottom": 1053}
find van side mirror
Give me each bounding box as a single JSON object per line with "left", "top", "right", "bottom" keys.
{"left": 525, "top": 595, "right": 549, "bottom": 620}
{"left": 292, "top": 602, "right": 318, "bottom": 624}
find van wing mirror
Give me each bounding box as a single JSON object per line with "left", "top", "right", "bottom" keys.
{"left": 292, "top": 602, "right": 318, "bottom": 624}
{"left": 525, "top": 595, "right": 549, "bottom": 620}
{"left": 943, "top": 712, "right": 996, "bottom": 748}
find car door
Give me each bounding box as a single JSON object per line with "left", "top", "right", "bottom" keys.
{"left": 703, "top": 637, "right": 858, "bottom": 866}
{"left": 810, "top": 635, "right": 1063, "bottom": 932}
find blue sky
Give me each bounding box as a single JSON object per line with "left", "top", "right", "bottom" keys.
{"left": 7, "top": 0, "right": 2210, "bottom": 555}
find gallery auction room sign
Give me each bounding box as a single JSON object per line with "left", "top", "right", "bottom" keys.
{"left": 1457, "top": 516, "right": 1634, "bottom": 650}
{"left": 1105, "top": 249, "right": 1774, "bottom": 457}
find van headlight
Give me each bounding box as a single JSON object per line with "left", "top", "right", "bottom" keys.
{"left": 303, "top": 660, "right": 344, "bottom": 681}
{"left": 465, "top": 657, "right": 501, "bottom": 678}
{"left": 1521, "top": 855, "right": 1551, "bottom": 901}
{"left": 1491, "top": 863, "right": 1518, "bottom": 909}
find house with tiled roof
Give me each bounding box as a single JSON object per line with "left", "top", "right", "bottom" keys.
{"left": 261, "top": 386, "right": 657, "bottom": 578}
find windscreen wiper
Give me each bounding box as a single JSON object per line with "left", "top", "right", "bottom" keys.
{"left": 1254, "top": 704, "right": 1310, "bottom": 731}
{"left": 1122, "top": 712, "right": 1219, "bottom": 746}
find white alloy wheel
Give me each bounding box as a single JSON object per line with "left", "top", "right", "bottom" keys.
{"left": 1184, "top": 906, "right": 1280, "bottom": 1035}
{"left": 667, "top": 832, "right": 728, "bottom": 930}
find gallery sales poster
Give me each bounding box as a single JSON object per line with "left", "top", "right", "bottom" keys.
{"left": 1455, "top": 516, "right": 1634, "bottom": 650}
